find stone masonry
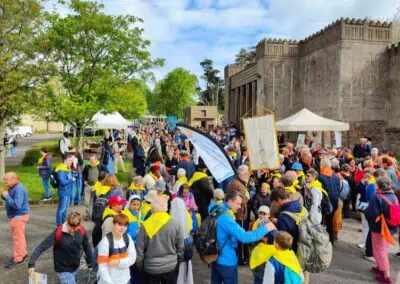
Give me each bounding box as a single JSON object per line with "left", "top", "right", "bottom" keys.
{"left": 224, "top": 18, "right": 400, "bottom": 153}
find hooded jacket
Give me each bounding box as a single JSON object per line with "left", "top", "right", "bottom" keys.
{"left": 276, "top": 200, "right": 303, "bottom": 252}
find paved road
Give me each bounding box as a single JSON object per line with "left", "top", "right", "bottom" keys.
{"left": 5, "top": 134, "right": 61, "bottom": 167}
{"left": 1, "top": 205, "right": 399, "bottom": 284}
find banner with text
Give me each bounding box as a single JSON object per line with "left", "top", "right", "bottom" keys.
{"left": 243, "top": 115, "right": 280, "bottom": 170}
{"left": 177, "top": 125, "right": 236, "bottom": 183}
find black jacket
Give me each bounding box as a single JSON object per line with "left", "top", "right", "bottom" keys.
{"left": 252, "top": 193, "right": 271, "bottom": 216}
{"left": 191, "top": 177, "right": 213, "bottom": 221}
{"left": 28, "top": 226, "right": 92, "bottom": 273}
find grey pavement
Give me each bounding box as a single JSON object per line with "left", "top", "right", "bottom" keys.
{"left": 5, "top": 134, "right": 61, "bottom": 167}
{"left": 1, "top": 205, "right": 400, "bottom": 284}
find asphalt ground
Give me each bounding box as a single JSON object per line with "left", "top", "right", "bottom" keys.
{"left": 0, "top": 205, "right": 399, "bottom": 284}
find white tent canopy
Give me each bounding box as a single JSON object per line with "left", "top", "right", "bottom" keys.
{"left": 276, "top": 108, "right": 350, "bottom": 131}
{"left": 92, "top": 112, "right": 131, "bottom": 129}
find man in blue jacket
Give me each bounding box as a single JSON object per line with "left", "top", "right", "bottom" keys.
{"left": 1, "top": 172, "right": 30, "bottom": 268}
{"left": 55, "top": 154, "right": 75, "bottom": 226}
{"left": 210, "top": 191, "right": 276, "bottom": 284}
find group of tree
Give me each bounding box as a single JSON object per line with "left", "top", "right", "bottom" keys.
{"left": 0, "top": 0, "right": 163, "bottom": 178}
{"left": 235, "top": 46, "right": 256, "bottom": 68}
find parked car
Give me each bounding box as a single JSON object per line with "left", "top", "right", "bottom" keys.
{"left": 5, "top": 126, "right": 33, "bottom": 138}
{"left": 68, "top": 127, "right": 95, "bottom": 137}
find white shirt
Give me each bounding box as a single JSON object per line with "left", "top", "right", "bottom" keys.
{"left": 60, "top": 137, "right": 71, "bottom": 154}
{"left": 97, "top": 234, "right": 136, "bottom": 284}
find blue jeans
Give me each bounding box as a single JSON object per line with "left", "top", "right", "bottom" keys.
{"left": 211, "top": 263, "right": 238, "bottom": 284}
{"left": 56, "top": 195, "right": 70, "bottom": 225}
{"left": 72, "top": 172, "right": 82, "bottom": 205}
{"left": 253, "top": 272, "right": 264, "bottom": 284}
{"left": 42, "top": 177, "right": 51, "bottom": 198}
{"left": 11, "top": 145, "right": 16, "bottom": 157}
{"left": 57, "top": 271, "right": 78, "bottom": 284}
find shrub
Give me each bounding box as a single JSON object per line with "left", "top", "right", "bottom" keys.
{"left": 34, "top": 129, "right": 47, "bottom": 134}
{"left": 22, "top": 149, "right": 42, "bottom": 166}
{"left": 33, "top": 140, "right": 61, "bottom": 155}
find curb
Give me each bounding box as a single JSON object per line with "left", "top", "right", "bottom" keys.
{"left": 0, "top": 199, "right": 59, "bottom": 206}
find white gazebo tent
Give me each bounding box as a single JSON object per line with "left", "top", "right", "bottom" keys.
{"left": 276, "top": 108, "right": 349, "bottom": 131}
{"left": 92, "top": 112, "right": 131, "bottom": 129}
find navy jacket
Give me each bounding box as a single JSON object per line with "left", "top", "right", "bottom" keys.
{"left": 174, "top": 160, "right": 195, "bottom": 180}
{"left": 319, "top": 173, "right": 341, "bottom": 209}
{"left": 38, "top": 155, "right": 52, "bottom": 178}
{"left": 365, "top": 192, "right": 399, "bottom": 235}
{"left": 276, "top": 200, "right": 302, "bottom": 251}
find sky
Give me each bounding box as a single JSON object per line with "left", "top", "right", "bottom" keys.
{"left": 47, "top": 0, "right": 400, "bottom": 87}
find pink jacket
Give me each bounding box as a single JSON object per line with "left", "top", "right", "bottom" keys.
{"left": 179, "top": 192, "right": 197, "bottom": 212}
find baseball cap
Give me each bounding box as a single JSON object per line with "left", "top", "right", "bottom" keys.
{"left": 108, "top": 195, "right": 126, "bottom": 207}
{"left": 258, "top": 205, "right": 270, "bottom": 215}
{"left": 144, "top": 190, "right": 158, "bottom": 203}
{"left": 154, "top": 180, "right": 166, "bottom": 191}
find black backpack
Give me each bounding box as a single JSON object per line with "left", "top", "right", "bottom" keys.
{"left": 106, "top": 232, "right": 129, "bottom": 256}
{"left": 196, "top": 210, "right": 229, "bottom": 265}
{"left": 49, "top": 169, "right": 60, "bottom": 189}
{"left": 91, "top": 196, "right": 109, "bottom": 223}
{"left": 320, "top": 191, "right": 333, "bottom": 215}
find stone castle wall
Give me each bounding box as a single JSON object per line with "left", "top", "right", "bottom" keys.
{"left": 225, "top": 18, "right": 400, "bottom": 153}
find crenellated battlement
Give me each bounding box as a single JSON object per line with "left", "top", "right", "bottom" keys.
{"left": 256, "top": 18, "right": 393, "bottom": 58}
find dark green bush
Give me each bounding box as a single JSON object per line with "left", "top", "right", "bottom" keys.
{"left": 22, "top": 149, "right": 42, "bottom": 166}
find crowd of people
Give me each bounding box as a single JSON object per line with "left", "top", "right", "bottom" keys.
{"left": 1, "top": 122, "right": 400, "bottom": 284}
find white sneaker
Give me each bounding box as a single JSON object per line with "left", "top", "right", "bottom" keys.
{"left": 357, "top": 244, "right": 365, "bottom": 249}
{"left": 364, "top": 255, "right": 376, "bottom": 263}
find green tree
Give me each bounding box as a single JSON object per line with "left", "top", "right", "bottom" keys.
{"left": 0, "top": 0, "right": 54, "bottom": 178}
{"left": 151, "top": 68, "right": 197, "bottom": 117}
{"left": 42, "top": 0, "right": 164, "bottom": 151}
{"left": 235, "top": 46, "right": 256, "bottom": 68}
{"left": 198, "top": 59, "right": 224, "bottom": 111}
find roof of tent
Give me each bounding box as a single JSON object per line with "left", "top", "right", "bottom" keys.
{"left": 276, "top": 108, "right": 350, "bottom": 131}
{"left": 92, "top": 112, "right": 131, "bottom": 129}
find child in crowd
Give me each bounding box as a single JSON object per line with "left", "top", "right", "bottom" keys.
{"left": 252, "top": 183, "right": 271, "bottom": 216}
{"left": 263, "top": 231, "right": 303, "bottom": 284}
{"left": 250, "top": 205, "right": 274, "bottom": 284}
{"left": 97, "top": 214, "right": 136, "bottom": 284}
{"left": 213, "top": 188, "right": 225, "bottom": 203}
{"left": 123, "top": 195, "right": 143, "bottom": 242}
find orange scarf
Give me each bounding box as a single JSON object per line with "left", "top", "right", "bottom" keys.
{"left": 320, "top": 168, "right": 333, "bottom": 177}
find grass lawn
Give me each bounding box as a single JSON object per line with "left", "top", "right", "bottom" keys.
{"left": 5, "top": 160, "right": 132, "bottom": 201}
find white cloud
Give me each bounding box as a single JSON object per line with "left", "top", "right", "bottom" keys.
{"left": 52, "top": 0, "right": 400, "bottom": 88}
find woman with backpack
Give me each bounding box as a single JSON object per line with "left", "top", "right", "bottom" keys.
{"left": 38, "top": 147, "right": 52, "bottom": 201}
{"left": 170, "top": 197, "right": 194, "bottom": 284}
{"left": 97, "top": 213, "right": 136, "bottom": 284}
{"left": 365, "top": 176, "right": 400, "bottom": 284}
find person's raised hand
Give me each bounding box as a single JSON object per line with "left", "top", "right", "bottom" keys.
{"left": 265, "top": 221, "right": 277, "bottom": 232}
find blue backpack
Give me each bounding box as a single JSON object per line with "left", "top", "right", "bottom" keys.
{"left": 340, "top": 179, "right": 350, "bottom": 200}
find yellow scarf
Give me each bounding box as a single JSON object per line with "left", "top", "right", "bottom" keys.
{"left": 189, "top": 172, "right": 208, "bottom": 186}
{"left": 284, "top": 185, "right": 296, "bottom": 194}
{"left": 90, "top": 161, "right": 100, "bottom": 168}
{"left": 122, "top": 208, "right": 143, "bottom": 225}
{"left": 140, "top": 202, "right": 152, "bottom": 219}
{"left": 252, "top": 218, "right": 263, "bottom": 231}
{"left": 297, "top": 171, "right": 305, "bottom": 180}
{"left": 93, "top": 183, "right": 111, "bottom": 197}
{"left": 143, "top": 211, "right": 171, "bottom": 239}
{"left": 226, "top": 209, "right": 236, "bottom": 221}
{"left": 129, "top": 183, "right": 145, "bottom": 191}
{"left": 273, "top": 248, "right": 302, "bottom": 277}
{"left": 149, "top": 172, "right": 159, "bottom": 182}
{"left": 38, "top": 154, "right": 48, "bottom": 165}
{"left": 102, "top": 207, "right": 118, "bottom": 220}
{"left": 307, "top": 179, "right": 329, "bottom": 197}
{"left": 177, "top": 176, "right": 188, "bottom": 185}
{"left": 186, "top": 211, "right": 193, "bottom": 233}
{"left": 55, "top": 163, "right": 70, "bottom": 173}
{"left": 368, "top": 176, "right": 376, "bottom": 185}
{"left": 250, "top": 243, "right": 276, "bottom": 269}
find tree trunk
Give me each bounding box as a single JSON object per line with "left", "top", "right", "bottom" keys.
{"left": 0, "top": 119, "right": 6, "bottom": 180}
{"left": 77, "top": 127, "right": 84, "bottom": 154}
